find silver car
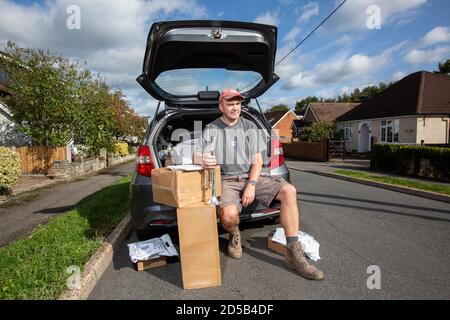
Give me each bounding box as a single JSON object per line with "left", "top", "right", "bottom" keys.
{"left": 131, "top": 20, "right": 289, "bottom": 240}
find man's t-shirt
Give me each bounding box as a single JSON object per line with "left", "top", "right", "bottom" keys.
{"left": 202, "top": 117, "right": 267, "bottom": 177}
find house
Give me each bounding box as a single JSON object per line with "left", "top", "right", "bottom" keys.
{"left": 0, "top": 68, "right": 29, "bottom": 146}
{"left": 336, "top": 71, "right": 450, "bottom": 153}
{"left": 264, "top": 109, "right": 299, "bottom": 142}
{"left": 292, "top": 102, "right": 359, "bottom": 139}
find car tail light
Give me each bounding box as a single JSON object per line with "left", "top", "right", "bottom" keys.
{"left": 269, "top": 139, "right": 284, "bottom": 170}
{"left": 136, "top": 145, "right": 154, "bottom": 177}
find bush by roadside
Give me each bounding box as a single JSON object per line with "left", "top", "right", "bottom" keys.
{"left": 0, "top": 147, "right": 22, "bottom": 195}
{"left": 371, "top": 144, "right": 450, "bottom": 181}
{"left": 0, "top": 175, "right": 131, "bottom": 300}
{"left": 113, "top": 141, "right": 129, "bottom": 157}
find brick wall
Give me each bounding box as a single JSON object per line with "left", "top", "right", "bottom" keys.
{"left": 274, "top": 112, "right": 298, "bottom": 142}
{"left": 50, "top": 157, "right": 106, "bottom": 179}
{"left": 49, "top": 154, "right": 135, "bottom": 179}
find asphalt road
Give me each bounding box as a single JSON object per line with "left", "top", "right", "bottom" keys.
{"left": 0, "top": 161, "right": 135, "bottom": 247}
{"left": 89, "top": 169, "right": 450, "bottom": 300}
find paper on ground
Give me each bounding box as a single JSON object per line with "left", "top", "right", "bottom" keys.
{"left": 167, "top": 164, "right": 203, "bottom": 171}
{"left": 128, "top": 234, "right": 178, "bottom": 263}
{"left": 271, "top": 228, "right": 321, "bottom": 261}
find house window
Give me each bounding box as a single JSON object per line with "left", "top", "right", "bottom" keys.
{"left": 380, "top": 119, "right": 399, "bottom": 143}
{"left": 343, "top": 124, "right": 352, "bottom": 141}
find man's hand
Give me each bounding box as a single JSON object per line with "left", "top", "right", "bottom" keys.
{"left": 202, "top": 153, "right": 217, "bottom": 169}
{"left": 241, "top": 184, "right": 255, "bottom": 208}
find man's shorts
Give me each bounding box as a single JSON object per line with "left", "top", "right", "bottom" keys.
{"left": 220, "top": 175, "right": 289, "bottom": 212}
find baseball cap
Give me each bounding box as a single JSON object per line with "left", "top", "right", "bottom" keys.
{"left": 219, "top": 88, "right": 244, "bottom": 103}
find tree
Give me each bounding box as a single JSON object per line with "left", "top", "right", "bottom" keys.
{"left": 266, "top": 104, "right": 290, "bottom": 112}
{"left": 1, "top": 42, "right": 80, "bottom": 146}
{"left": 295, "top": 96, "right": 319, "bottom": 115}
{"left": 0, "top": 42, "right": 146, "bottom": 154}
{"left": 434, "top": 59, "right": 450, "bottom": 76}
{"left": 337, "top": 82, "right": 392, "bottom": 102}
{"left": 109, "top": 90, "right": 147, "bottom": 143}
{"left": 301, "top": 120, "right": 336, "bottom": 142}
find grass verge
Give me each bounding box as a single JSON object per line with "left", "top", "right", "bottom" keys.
{"left": 0, "top": 175, "right": 132, "bottom": 300}
{"left": 333, "top": 170, "right": 450, "bottom": 196}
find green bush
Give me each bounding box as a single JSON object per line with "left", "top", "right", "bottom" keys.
{"left": 113, "top": 141, "right": 129, "bottom": 156}
{"left": 0, "top": 147, "right": 22, "bottom": 194}
{"left": 371, "top": 144, "right": 450, "bottom": 181}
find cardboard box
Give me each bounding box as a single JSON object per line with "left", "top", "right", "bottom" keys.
{"left": 177, "top": 203, "right": 221, "bottom": 289}
{"left": 151, "top": 165, "right": 221, "bottom": 208}
{"left": 267, "top": 232, "right": 288, "bottom": 256}
{"left": 135, "top": 256, "right": 167, "bottom": 271}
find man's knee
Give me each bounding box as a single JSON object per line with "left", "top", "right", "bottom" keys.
{"left": 277, "top": 183, "right": 297, "bottom": 202}
{"left": 220, "top": 205, "right": 240, "bottom": 226}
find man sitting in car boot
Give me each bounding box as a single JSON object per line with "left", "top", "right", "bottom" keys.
{"left": 193, "top": 88, "right": 324, "bottom": 281}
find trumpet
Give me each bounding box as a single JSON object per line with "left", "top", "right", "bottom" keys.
{"left": 206, "top": 136, "right": 220, "bottom": 206}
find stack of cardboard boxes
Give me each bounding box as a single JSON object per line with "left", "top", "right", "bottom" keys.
{"left": 151, "top": 166, "right": 222, "bottom": 289}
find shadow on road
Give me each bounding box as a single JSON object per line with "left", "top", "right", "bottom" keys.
{"left": 33, "top": 205, "right": 75, "bottom": 214}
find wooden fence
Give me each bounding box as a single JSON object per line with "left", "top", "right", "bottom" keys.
{"left": 8, "top": 146, "right": 68, "bottom": 174}
{"left": 328, "top": 140, "right": 345, "bottom": 160}
{"left": 282, "top": 140, "right": 328, "bottom": 162}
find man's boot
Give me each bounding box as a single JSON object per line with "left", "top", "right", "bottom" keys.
{"left": 228, "top": 227, "right": 242, "bottom": 259}
{"left": 284, "top": 241, "right": 324, "bottom": 280}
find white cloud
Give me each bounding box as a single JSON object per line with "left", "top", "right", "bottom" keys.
{"left": 325, "top": 0, "right": 427, "bottom": 32}
{"left": 419, "top": 26, "right": 450, "bottom": 48}
{"left": 405, "top": 46, "right": 450, "bottom": 64}
{"left": 296, "top": 2, "right": 319, "bottom": 23}
{"left": 281, "top": 72, "right": 316, "bottom": 90}
{"left": 315, "top": 88, "right": 337, "bottom": 99}
{"left": 283, "top": 27, "right": 301, "bottom": 43}
{"left": 281, "top": 42, "right": 405, "bottom": 91}
{"left": 0, "top": 0, "right": 208, "bottom": 115}
{"left": 336, "top": 34, "right": 353, "bottom": 46}
{"left": 392, "top": 71, "right": 406, "bottom": 81}
{"left": 278, "top": 0, "right": 294, "bottom": 5}
{"left": 254, "top": 10, "right": 279, "bottom": 26}
{"left": 339, "top": 86, "right": 353, "bottom": 95}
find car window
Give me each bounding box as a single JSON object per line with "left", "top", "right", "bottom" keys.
{"left": 155, "top": 68, "right": 261, "bottom": 97}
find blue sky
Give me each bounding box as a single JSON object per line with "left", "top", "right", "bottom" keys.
{"left": 1, "top": 0, "right": 450, "bottom": 116}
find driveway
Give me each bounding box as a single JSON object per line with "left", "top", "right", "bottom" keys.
{"left": 0, "top": 161, "right": 135, "bottom": 247}
{"left": 89, "top": 169, "right": 450, "bottom": 299}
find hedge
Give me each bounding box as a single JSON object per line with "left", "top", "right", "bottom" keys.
{"left": 113, "top": 141, "right": 129, "bottom": 156}
{"left": 0, "top": 147, "right": 22, "bottom": 194}
{"left": 370, "top": 144, "right": 450, "bottom": 181}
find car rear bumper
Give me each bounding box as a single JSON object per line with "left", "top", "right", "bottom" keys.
{"left": 130, "top": 166, "right": 290, "bottom": 233}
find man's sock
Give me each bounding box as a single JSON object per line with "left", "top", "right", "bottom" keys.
{"left": 286, "top": 236, "right": 298, "bottom": 246}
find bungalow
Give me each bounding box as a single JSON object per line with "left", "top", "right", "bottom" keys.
{"left": 292, "top": 102, "right": 359, "bottom": 139}
{"left": 264, "top": 109, "right": 299, "bottom": 142}
{"left": 336, "top": 71, "right": 450, "bottom": 153}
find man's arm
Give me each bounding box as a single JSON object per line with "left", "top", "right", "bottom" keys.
{"left": 241, "top": 153, "right": 263, "bottom": 208}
